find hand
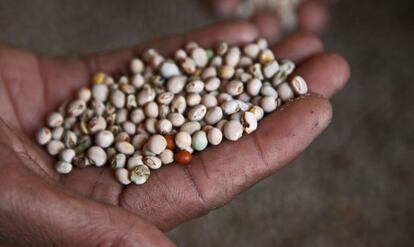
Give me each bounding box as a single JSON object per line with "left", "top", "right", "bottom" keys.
{"left": 205, "top": 0, "right": 331, "bottom": 39}
{"left": 0, "top": 20, "right": 349, "bottom": 246}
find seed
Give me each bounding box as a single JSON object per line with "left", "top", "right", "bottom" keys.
{"left": 174, "top": 150, "right": 192, "bottom": 165}
{"left": 131, "top": 134, "right": 148, "bottom": 149}
{"left": 223, "top": 120, "right": 244, "bottom": 141}
{"left": 225, "top": 47, "right": 241, "bottom": 67}
{"left": 144, "top": 118, "right": 157, "bottom": 134}
{"left": 144, "top": 102, "right": 159, "bottom": 118}
{"left": 92, "top": 72, "right": 106, "bottom": 85}
{"left": 36, "top": 127, "right": 52, "bottom": 145}
{"left": 246, "top": 78, "right": 263, "bottom": 96}
{"left": 180, "top": 121, "right": 201, "bottom": 135}
{"left": 132, "top": 74, "right": 145, "bottom": 89}
{"left": 231, "top": 112, "right": 241, "bottom": 121}
{"left": 160, "top": 60, "right": 180, "bottom": 78}
{"left": 205, "top": 77, "right": 221, "bottom": 92}
{"left": 163, "top": 134, "right": 175, "bottom": 150}
{"left": 207, "top": 127, "right": 223, "bottom": 145}
{"left": 122, "top": 121, "right": 136, "bottom": 136}
{"left": 72, "top": 156, "right": 92, "bottom": 168}
{"left": 263, "top": 60, "right": 279, "bottom": 78}
{"left": 106, "top": 147, "right": 117, "bottom": 160}
{"left": 64, "top": 117, "right": 77, "bottom": 129}
{"left": 218, "top": 65, "right": 235, "bottom": 80}
{"left": 170, "top": 96, "right": 187, "bottom": 114}
{"left": 147, "top": 134, "right": 167, "bottom": 155}
{"left": 225, "top": 80, "right": 244, "bottom": 96}
{"left": 111, "top": 153, "right": 127, "bottom": 169}
{"left": 110, "top": 90, "right": 126, "bottom": 108}
{"left": 47, "top": 140, "right": 65, "bottom": 156}
{"left": 115, "top": 132, "right": 130, "bottom": 142}
{"left": 154, "top": 119, "right": 171, "bottom": 134}
{"left": 47, "top": 112, "right": 64, "bottom": 128}
{"left": 216, "top": 119, "right": 228, "bottom": 131}
{"left": 92, "top": 84, "right": 109, "bottom": 102}
{"left": 157, "top": 92, "right": 174, "bottom": 105}
{"left": 210, "top": 56, "right": 223, "bottom": 67}
{"left": 127, "top": 154, "right": 144, "bottom": 169}
{"left": 257, "top": 38, "right": 268, "bottom": 50}
{"left": 55, "top": 161, "right": 73, "bottom": 174}
{"left": 216, "top": 41, "right": 229, "bottom": 56}
{"left": 88, "top": 116, "right": 107, "bottom": 134}
{"left": 175, "top": 131, "right": 192, "bottom": 150}
{"left": 130, "top": 165, "right": 151, "bottom": 185}
{"left": 187, "top": 105, "right": 207, "bottom": 121}
{"left": 221, "top": 100, "right": 240, "bottom": 115}
{"left": 239, "top": 56, "right": 253, "bottom": 67}
{"left": 201, "top": 67, "right": 217, "bottom": 80}
{"left": 261, "top": 96, "right": 278, "bottom": 112}
{"left": 185, "top": 80, "right": 204, "bottom": 93}
{"left": 241, "top": 112, "right": 258, "bottom": 134}
{"left": 190, "top": 47, "right": 208, "bottom": 67}
{"left": 95, "top": 130, "right": 114, "bottom": 148}
{"left": 130, "top": 108, "right": 145, "bottom": 124}
{"left": 159, "top": 149, "right": 174, "bottom": 164}
{"left": 59, "top": 149, "right": 76, "bottom": 163}
{"left": 168, "top": 112, "right": 185, "bottom": 127}
{"left": 249, "top": 105, "right": 265, "bottom": 120}
{"left": 143, "top": 156, "right": 162, "bottom": 170}
{"left": 186, "top": 93, "right": 202, "bottom": 107}
{"left": 277, "top": 82, "right": 295, "bottom": 102}
{"left": 180, "top": 57, "right": 196, "bottom": 74}
{"left": 115, "top": 168, "right": 131, "bottom": 185}
{"left": 243, "top": 43, "right": 260, "bottom": 59}
{"left": 217, "top": 93, "right": 232, "bottom": 104}
{"left": 205, "top": 106, "right": 223, "bottom": 125}
{"left": 137, "top": 85, "right": 156, "bottom": 106}
{"left": 238, "top": 93, "right": 251, "bottom": 102}
{"left": 259, "top": 49, "right": 275, "bottom": 64}
{"left": 290, "top": 76, "right": 308, "bottom": 95}
{"left": 175, "top": 49, "right": 187, "bottom": 60}
{"left": 87, "top": 146, "right": 107, "bottom": 167}
{"left": 260, "top": 82, "right": 278, "bottom": 97}
{"left": 167, "top": 76, "right": 186, "bottom": 94}
{"left": 191, "top": 130, "right": 208, "bottom": 151}
{"left": 73, "top": 136, "right": 92, "bottom": 154}
{"left": 248, "top": 63, "right": 264, "bottom": 80}
{"left": 130, "top": 58, "right": 144, "bottom": 74}
{"left": 115, "top": 141, "right": 135, "bottom": 155}
{"left": 280, "top": 59, "right": 295, "bottom": 74}
{"left": 159, "top": 105, "right": 170, "bottom": 119}
{"left": 201, "top": 94, "right": 218, "bottom": 108}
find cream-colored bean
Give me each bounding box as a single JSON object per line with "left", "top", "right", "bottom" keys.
{"left": 216, "top": 119, "right": 228, "bottom": 131}
{"left": 144, "top": 102, "right": 159, "bottom": 118}
{"left": 115, "top": 141, "right": 135, "bottom": 155}
{"left": 167, "top": 76, "right": 187, "bottom": 94}
{"left": 64, "top": 117, "right": 77, "bottom": 129}
{"left": 137, "top": 85, "right": 156, "bottom": 106}
{"left": 156, "top": 119, "right": 173, "bottom": 134}
{"left": 158, "top": 104, "right": 170, "bottom": 119}
{"left": 205, "top": 106, "right": 223, "bottom": 125}
{"left": 111, "top": 153, "right": 127, "bottom": 169}
{"left": 248, "top": 105, "right": 265, "bottom": 120}
{"left": 225, "top": 80, "right": 244, "bottom": 96}
{"left": 109, "top": 89, "right": 125, "bottom": 108}
{"left": 185, "top": 80, "right": 204, "bottom": 93}
{"left": 241, "top": 112, "right": 258, "bottom": 134}
{"left": 280, "top": 59, "right": 295, "bottom": 74}
{"left": 47, "top": 112, "right": 64, "bottom": 128}
{"left": 59, "top": 149, "right": 75, "bottom": 163}
{"left": 130, "top": 165, "right": 151, "bottom": 185}
{"left": 260, "top": 82, "right": 278, "bottom": 97}
{"left": 207, "top": 127, "right": 223, "bottom": 145}
{"left": 180, "top": 121, "right": 201, "bottom": 135}
{"left": 157, "top": 92, "right": 174, "bottom": 105}
{"left": 239, "top": 56, "right": 253, "bottom": 67}
{"left": 47, "top": 140, "right": 64, "bottom": 156}
{"left": 77, "top": 87, "right": 92, "bottom": 102}
{"left": 175, "top": 49, "right": 187, "bottom": 60}
{"left": 170, "top": 96, "right": 186, "bottom": 114}
{"left": 63, "top": 130, "right": 77, "bottom": 148}
{"left": 132, "top": 74, "right": 145, "bottom": 89}
{"left": 55, "top": 161, "right": 73, "bottom": 174}
{"left": 143, "top": 156, "right": 162, "bottom": 170}
{"left": 210, "top": 56, "right": 223, "bottom": 67}
{"left": 259, "top": 49, "right": 275, "bottom": 64}
{"left": 217, "top": 93, "right": 232, "bottom": 104}
{"left": 36, "top": 127, "right": 52, "bottom": 145}
{"left": 246, "top": 78, "right": 263, "bottom": 96}
{"left": 238, "top": 93, "right": 251, "bottom": 102}
{"left": 115, "top": 132, "right": 130, "bottom": 142}
{"left": 290, "top": 76, "right": 308, "bottom": 95}
{"left": 52, "top": 127, "right": 64, "bottom": 141}
{"left": 277, "top": 82, "right": 295, "bottom": 102}
{"left": 180, "top": 57, "right": 196, "bottom": 74}
{"left": 225, "top": 47, "right": 241, "bottom": 67}
{"left": 147, "top": 134, "right": 167, "bottom": 155}
{"left": 92, "top": 84, "right": 109, "bottom": 102}
{"left": 221, "top": 100, "right": 240, "bottom": 115}
{"left": 218, "top": 65, "right": 235, "bottom": 80}
{"left": 88, "top": 116, "right": 106, "bottom": 134}
{"left": 205, "top": 77, "right": 221, "bottom": 92}
{"left": 87, "top": 146, "right": 107, "bottom": 167}
{"left": 260, "top": 96, "right": 278, "bottom": 112}
{"left": 144, "top": 118, "right": 157, "bottom": 134}
{"left": 127, "top": 154, "right": 144, "bottom": 169}
{"left": 168, "top": 112, "right": 185, "bottom": 127}
{"left": 248, "top": 63, "right": 264, "bottom": 80}
{"left": 263, "top": 60, "right": 279, "bottom": 78}
{"left": 201, "top": 67, "right": 217, "bottom": 80}
{"left": 223, "top": 120, "right": 244, "bottom": 141}
{"left": 243, "top": 43, "right": 260, "bottom": 59}
{"left": 186, "top": 93, "right": 202, "bottom": 107}
{"left": 192, "top": 130, "right": 208, "bottom": 151}
{"left": 202, "top": 94, "right": 218, "bottom": 108}
{"left": 160, "top": 60, "right": 180, "bottom": 78}
{"left": 230, "top": 112, "right": 241, "bottom": 121}
{"left": 130, "top": 58, "right": 144, "bottom": 74}
{"left": 191, "top": 47, "right": 208, "bottom": 67}
{"left": 175, "top": 131, "right": 192, "bottom": 149}
{"left": 187, "top": 105, "right": 207, "bottom": 121}
{"left": 130, "top": 108, "right": 145, "bottom": 124}
{"left": 159, "top": 149, "right": 174, "bottom": 164}
{"left": 121, "top": 121, "right": 135, "bottom": 136}
{"left": 257, "top": 38, "right": 268, "bottom": 50}
{"left": 115, "top": 168, "right": 131, "bottom": 185}
{"left": 95, "top": 130, "right": 114, "bottom": 148}
{"left": 131, "top": 134, "right": 148, "bottom": 149}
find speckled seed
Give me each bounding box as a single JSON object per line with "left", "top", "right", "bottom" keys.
{"left": 160, "top": 60, "right": 180, "bottom": 78}
{"left": 137, "top": 85, "right": 156, "bottom": 106}
{"left": 127, "top": 154, "right": 144, "bottom": 169}
{"left": 115, "top": 141, "right": 135, "bottom": 155}
{"left": 36, "top": 127, "right": 52, "bottom": 145}
{"left": 205, "top": 106, "right": 223, "bottom": 125}
{"left": 187, "top": 105, "right": 207, "bottom": 121}
{"left": 180, "top": 121, "right": 201, "bottom": 135}
{"left": 223, "top": 120, "right": 244, "bottom": 141}
{"left": 249, "top": 105, "right": 265, "bottom": 120}
{"left": 157, "top": 92, "right": 174, "bottom": 105}
{"left": 159, "top": 149, "right": 174, "bottom": 164}
{"left": 111, "top": 153, "right": 127, "bottom": 169}
{"left": 277, "top": 82, "right": 295, "bottom": 102}
{"left": 261, "top": 96, "right": 278, "bottom": 112}
{"left": 55, "top": 161, "right": 73, "bottom": 174}
{"left": 130, "top": 108, "right": 145, "bottom": 124}
{"left": 168, "top": 113, "right": 185, "bottom": 127}
{"left": 130, "top": 165, "right": 151, "bottom": 185}
{"left": 225, "top": 47, "right": 241, "bottom": 67}
{"left": 175, "top": 131, "right": 192, "bottom": 150}
{"left": 132, "top": 74, "right": 145, "bottom": 89}
{"left": 192, "top": 130, "right": 208, "bottom": 151}
{"left": 263, "top": 61, "right": 279, "bottom": 78}
{"left": 147, "top": 134, "right": 167, "bottom": 155}
{"left": 170, "top": 96, "right": 186, "bottom": 114}
{"left": 221, "top": 100, "right": 240, "bottom": 115}
{"left": 88, "top": 116, "right": 107, "bottom": 134}
{"left": 115, "top": 168, "right": 131, "bottom": 185}
{"left": 143, "top": 156, "right": 162, "bottom": 170}
{"left": 47, "top": 112, "right": 64, "bottom": 128}
{"left": 261, "top": 83, "right": 278, "bottom": 96}
{"left": 241, "top": 112, "right": 258, "bottom": 134}
{"left": 95, "top": 130, "right": 114, "bottom": 148}
{"left": 110, "top": 90, "right": 126, "bottom": 108}
{"left": 246, "top": 78, "right": 263, "bottom": 96}
{"left": 87, "top": 146, "right": 107, "bottom": 167}
{"left": 47, "top": 140, "right": 64, "bottom": 156}
{"left": 122, "top": 121, "right": 136, "bottom": 136}
{"left": 207, "top": 127, "right": 223, "bottom": 145}
{"left": 92, "top": 84, "right": 109, "bottom": 102}
{"left": 167, "top": 76, "right": 187, "bottom": 94}
{"left": 59, "top": 149, "right": 76, "bottom": 163}
{"left": 290, "top": 76, "right": 308, "bottom": 95}
{"left": 144, "top": 118, "right": 157, "bottom": 134}
{"left": 144, "top": 102, "right": 159, "bottom": 118}
{"left": 225, "top": 80, "right": 244, "bottom": 96}
{"left": 205, "top": 77, "right": 221, "bottom": 92}
{"left": 201, "top": 94, "right": 218, "bottom": 108}
{"left": 191, "top": 47, "right": 208, "bottom": 67}
{"left": 186, "top": 80, "right": 204, "bottom": 93}
{"left": 131, "top": 134, "right": 148, "bottom": 149}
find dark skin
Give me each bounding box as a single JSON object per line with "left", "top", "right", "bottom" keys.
{"left": 0, "top": 20, "right": 349, "bottom": 246}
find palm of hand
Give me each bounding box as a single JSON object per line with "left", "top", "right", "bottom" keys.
{"left": 0, "top": 21, "right": 348, "bottom": 247}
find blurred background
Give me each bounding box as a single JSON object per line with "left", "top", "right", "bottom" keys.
{"left": 0, "top": 0, "right": 412, "bottom": 246}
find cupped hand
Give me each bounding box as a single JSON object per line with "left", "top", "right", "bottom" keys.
{"left": 0, "top": 20, "right": 349, "bottom": 246}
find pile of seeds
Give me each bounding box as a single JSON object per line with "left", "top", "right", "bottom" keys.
{"left": 36, "top": 38, "right": 308, "bottom": 185}
{"left": 235, "top": 0, "right": 303, "bottom": 29}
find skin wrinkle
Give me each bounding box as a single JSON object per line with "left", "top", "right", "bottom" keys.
{"left": 34, "top": 55, "right": 49, "bottom": 123}
{"left": 251, "top": 132, "right": 272, "bottom": 175}
{"left": 183, "top": 165, "right": 209, "bottom": 212}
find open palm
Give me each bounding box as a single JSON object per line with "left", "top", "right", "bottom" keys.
{"left": 0, "top": 21, "right": 349, "bottom": 246}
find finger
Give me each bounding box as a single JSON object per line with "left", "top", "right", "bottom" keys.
{"left": 297, "top": 0, "right": 330, "bottom": 33}
{"left": 205, "top": 0, "right": 240, "bottom": 16}
{"left": 249, "top": 10, "right": 282, "bottom": 42}
{"left": 120, "top": 95, "right": 332, "bottom": 230}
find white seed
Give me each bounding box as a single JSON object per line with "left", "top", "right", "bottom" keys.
{"left": 95, "top": 130, "right": 114, "bottom": 148}
{"left": 59, "top": 149, "right": 76, "bottom": 163}
{"left": 167, "top": 76, "right": 187, "bottom": 94}
{"left": 187, "top": 105, "right": 207, "bottom": 121}
{"left": 192, "top": 130, "right": 208, "bottom": 151}
{"left": 280, "top": 60, "right": 295, "bottom": 74}
{"left": 185, "top": 41, "right": 199, "bottom": 52}
{"left": 207, "top": 127, "right": 223, "bottom": 145}
{"left": 186, "top": 93, "right": 202, "bottom": 107}
{"left": 63, "top": 130, "right": 77, "bottom": 148}
{"left": 210, "top": 56, "right": 222, "bottom": 67}
{"left": 115, "top": 141, "right": 135, "bottom": 155}
{"left": 225, "top": 80, "right": 244, "bottom": 96}
{"left": 225, "top": 47, "right": 241, "bottom": 67}
{"left": 221, "top": 100, "right": 240, "bottom": 115}
{"left": 205, "top": 106, "right": 223, "bottom": 125}
{"left": 130, "top": 108, "right": 145, "bottom": 124}
{"left": 156, "top": 119, "right": 173, "bottom": 134}
{"left": 257, "top": 38, "right": 268, "bottom": 50}
{"left": 277, "top": 82, "right": 295, "bottom": 102}
{"left": 127, "top": 154, "right": 144, "bottom": 169}
{"left": 115, "top": 132, "right": 130, "bottom": 142}
{"left": 132, "top": 74, "right": 145, "bottom": 89}
{"left": 205, "top": 77, "right": 221, "bottom": 92}
{"left": 263, "top": 60, "right": 279, "bottom": 78}
{"left": 241, "top": 112, "right": 258, "bottom": 134}
{"left": 91, "top": 100, "right": 105, "bottom": 116}
{"left": 160, "top": 60, "right": 180, "bottom": 78}
{"left": 238, "top": 93, "right": 251, "bottom": 102}
{"left": 223, "top": 120, "right": 244, "bottom": 141}
{"left": 87, "top": 146, "right": 107, "bottom": 167}
{"left": 130, "top": 58, "right": 144, "bottom": 74}
{"left": 116, "top": 109, "right": 128, "bottom": 124}
{"left": 175, "top": 49, "right": 187, "bottom": 60}
{"left": 201, "top": 93, "right": 218, "bottom": 108}
{"left": 185, "top": 80, "right": 204, "bottom": 93}
{"left": 230, "top": 112, "right": 241, "bottom": 121}
{"left": 144, "top": 118, "right": 157, "bottom": 134}
{"left": 249, "top": 63, "right": 264, "bottom": 80}
{"left": 239, "top": 56, "right": 253, "bottom": 67}
{"left": 111, "top": 153, "right": 127, "bottom": 169}
{"left": 147, "top": 134, "right": 167, "bottom": 155}
{"left": 115, "top": 168, "right": 131, "bottom": 185}
{"left": 110, "top": 90, "right": 126, "bottom": 108}
{"left": 150, "top": 55, "right": 164, "bottom": 69}
{"left": 64, "top": 117, "right": 77, "bottom": 129}
{"left": 260, "top": 82, "right": 278, "bottom": 97}
{"left": 201, "top": 67, "right": 217, "bottom": 80}
{"left": 47, "top": 140, "right": 64, "bottom": 156}
{"left": 131, "top": 134, "right": 148, "bottom": 149}
{"left": 170, "top": 96, "right": 187, "bottom": 114}
{"left": 290, "top": 76, "right": 308, "bottom": 95}
{"left": 191, "top": 47, "right": 208, "bottom": 67}
{"left": 68, "top": 99, "right": 87, "bottom": 117}
{"left": 137, "top": 85, "right": 156, "bottom": 106}
{"left": 157, "top": 92, "right": 174, "bottom": 105}
{"left": 159, "top": 149, "right": 174, "bottom": 164}
{"left": 243, "top": 43, "right": 260, "bottom": 59}
{"left": 216, "top": 119, "right": 228, "bottom": 131}
{"left": 36, "top": 127, "right": 52, "bottom": 145}
{"left": 130, "top": 165, "right": 151, "bottom": 185}
{"left": 158, "top": 105, "right": 170, "bottom": 119}
{"left": 143, "top": 102, "right": 159, "bottom": 118}
{"left": 261, "top": 96, "right": 278, "bottom": 112}
{"left": 47, "top": 112, "right": 64, "bottom": 128}
{"left": 88, "top": 116, "right": 107, "bottom": 134}
{"left": 106, "top": 147, "right": 117, "bottom": 160}
{"left": 92, "top": 84, "right": 109, "bottom": 102}
{"left": 180, "top": 121, "right": 201, "bottom": 135}
{"left": 78, "top": 87, "right": 92, "bottom": 101}
{"left": 143, "top": 156, "right": 162, "bottom": 170}
{"left": 218, "top": 65, "right": 235, "bottom": 80}
{"left": 246, "top": 78, "right": 263, "bottom": 96}
{"left": 175, "top": 131, "right": 192, "bottom": 149}
{"left": 55, "top": 161, "right": 73, "bottom": 174}
{"left": 217, "top": 93, "right": 232, "bottom": 104}
{"left": 180, "top": 57, "right": 196, "bottom": 74}
{"left": 249, "top": 105, "right": 265, "bottom": 120}
{"left": 168, "top": 112, "right": 185, "bottom": 127}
